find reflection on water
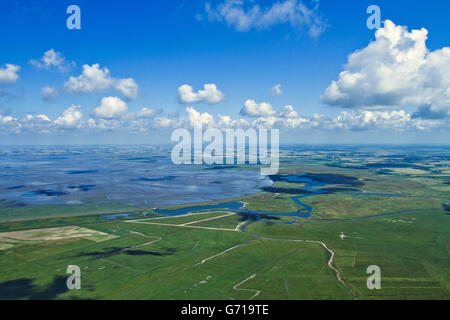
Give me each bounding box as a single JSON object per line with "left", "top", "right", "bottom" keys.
{"left": 154, "top": 174, "right": 325, "bottom": 219}
{"left": 151, "top": 173, "right": 410, "bottom": 224}
{"left": 0, "top": 146, "right": 272, "bottom": 208}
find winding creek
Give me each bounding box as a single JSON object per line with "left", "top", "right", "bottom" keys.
{"left": 153, "top": 174, "right": 410, "bottom": 224}
{"left": 154, "top": 175, "right": 326, "bottom": 218}
{"left": 119, "top": 174, "right": 417, "bottom": 299}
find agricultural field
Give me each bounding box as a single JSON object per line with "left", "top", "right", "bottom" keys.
{"left": 301, "top": 194, "right": 442, "bottom": 219}
{"left": 0, "top": 146, "right": 449, "bottom": 300}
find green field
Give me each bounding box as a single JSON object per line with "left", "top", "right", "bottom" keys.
{"left": 247, "top": 210, "right": 449, "bottom": 299}
{"left": 0, "top": 203, "right": 152, "bottom": 222}
{"left": 0, "top": 205, "right": 448, "bottom": 299}
{"left": 0, "top": 214, "right": 348, "bottom": 299}
{"left": 0, "top": 147, "right": 449, "bottom": 300}
{"left": 301, "top": 193, "right": 442, "bottom": 219}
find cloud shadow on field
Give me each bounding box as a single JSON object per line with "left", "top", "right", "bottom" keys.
{"left": 0, "top": 276, "right": 70, "bottom": 300}
{"left": 442, "top": 203, "right": 450, "bottom": 214}
{"left": 76, "top": 246, "right": 177, "bottom": 258}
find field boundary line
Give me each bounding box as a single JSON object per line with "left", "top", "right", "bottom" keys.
{"left": 304, "top": 239, "right": 358, "bottom": 298}
{"left": 233, "top": 274, "right": 261, "bottom": 300}
{"left": 124, "top": 220, "right": 238, "bottom": 232}
{"left": 180, "top": 212, "right": 237, "bottom": 226}
{"left": 242, "top": 231, "right": 358, "bottom": 299}
{"left": 196, "top": 243, "right": 247, "bottom": 265}
{"left": 128, "top": 210, "right": 222, "bottom": 222}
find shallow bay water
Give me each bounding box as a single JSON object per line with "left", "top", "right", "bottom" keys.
{"left": 0, "top": 146, "right": 272, "bottom": 208}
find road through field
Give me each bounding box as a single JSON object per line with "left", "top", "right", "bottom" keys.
{"left": 240, "top": 230, "right": 358, "bottom": 299}
{"left": 125, "top": 212, "right": 240, "bottom": 232}
{"left": 180, "top": 212, "right": 237, "bottom": 226}
{"left": 125, "top": 212, "right": 357, "bottom": 299}
{"left": 233, "top": 274, "right": 260, "bottom": 300}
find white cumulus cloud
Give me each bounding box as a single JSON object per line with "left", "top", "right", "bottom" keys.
{"left": 240, "top": 99, "right": 276, "bottom": 117}
{"left": 204, "top": 0, "right": 327, "bottom": 38}
{"left": 41, "top": 86, "right": 57, "bottom": 102}
{"left": 64, "top": 64, "right": 139, "bottom": 99}
{"left": 54, "top": 105, "right": 83, "bottom": 129}
{"left": 64, "top": 64, "right": 113, "bottom": 93}
{"left": 0, "top": 64, "right": 20, "bottom": 84}
{"left": 186, "top": 106, "right": 215, "bottom": 128}
{"left": 137, "top": 107, "right": 158, "bottom": 118}
{"left": 1, "top": 105, "right": 447, "bottom": 135}
{"left": 153, "top": 116, "right": 184, "bottom": 129}
{"left": 91, "top": 96, "right": 128, "bottom": 119}
{"left": 271, "top": 84, "right": 283, "bottom": 95}
{"left": 178, "top": 83, "right": 225, "bottom": 104}
{"left": 278, "top": 105, "right": 298, "bottom": 118}
{"left": 217, "top": 114, "right": 250, "bottom": 129}
{"left": 321, "top": 20, "right": 450, "bottom": 119}
{"left": 20, "top": 114, "right": 52, "bottom": 133}
{"left": 114, "top": 78, "right": 139, "bottom": 100}
{"left": 330, "top": 110, "right": 412, "bottom": 131}
{"left": 30, "top": 49, "right": 74, "bottom": 72}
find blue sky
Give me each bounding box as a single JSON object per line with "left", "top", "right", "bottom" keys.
{"left": 0, "top": 0, "right": 449, "bottom": 145}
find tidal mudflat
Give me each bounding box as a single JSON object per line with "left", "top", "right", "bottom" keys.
{"left": 0, "top": 146, "right": 272, "bottom": 208}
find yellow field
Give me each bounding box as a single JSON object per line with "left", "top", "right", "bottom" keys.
{"left": 0, "top": 243, "right": 14, "bottom": 251}
{"left": 389, "top": 168, "right": 429, "bottom": 175}
{"left": 0, "top": 226, "right": 109, "bottom": 242}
